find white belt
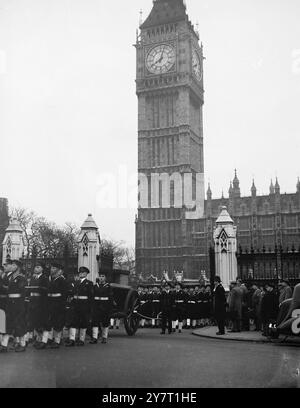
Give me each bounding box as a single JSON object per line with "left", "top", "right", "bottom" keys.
{"left": 30, "top": 293, "right": 42, "bottom": 297}
{"left": 74, "top": 296, "right": 88, "bottom": 300}
{"left": 188, "top": 301, "right": 196, "bottom": 304}
{"left": 94, "top": 297, "right": 109, "bottom": 301}
{"left": 8, "top": 294, "right": 22, "bottom": 299}
{"left": 140, "top": 301, "right": 146, "bottom": 304}
{"left": 175, "top": 300, "right": 184, "bottom": 303}
{"left": 48, "top": 293, "right": 62, "bottom": 298}
{"left": 153, "top": 300, "right": 160, "bottom": 303}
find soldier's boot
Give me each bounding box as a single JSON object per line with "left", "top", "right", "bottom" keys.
{"left": 102, "top": 327, "right": 109, "bottom": 344}
{"left": 52, "top": 331, "right": 62, "bottom": 348}
{"left": 76, "top": 329, "right": 86, "bottom": 346}
{"left": 36, "top": 342, "right": 47, "bottom": 350}
{"left": 50, "top": 342, "right": 60, "bottom": 349}
{"left": 15, "top": 337, "right": 26, "bottom": 353}
{"left": 90, "top": 327, "right": 99, "bottom": 344}
{"left": 65, "top": 339, "right": 75, "bottom": 347}
{"left": 0, "top": 345, "right": 8, "bottom": 353}
{"left": 66, "top": 328, "right": 76, "bottom": 346}
{"left": 15, "top": 344, "right": 26, "bottom": 353}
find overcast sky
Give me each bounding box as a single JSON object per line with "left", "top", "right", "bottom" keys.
{"left": 0, "top": 0, "right": 299, "bottom": 247}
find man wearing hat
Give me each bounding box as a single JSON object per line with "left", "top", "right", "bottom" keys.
{"left": 90, "top": 272, "right": 114, "bottom": 344}
{"left": 37, "top": 263, "right": 67, "bottom": 349}
{"left": 65, "top": 267, "right": 94, "bottom": 347}
{"left": 26, "top": 263, "right": 49, "bottom": 347}
{"left": 3, "top": 260, "right": 28, "bottom": 352}
{"left": 278, "top": 280, "right": 293, "bottom": 305}
{"left": 213, "top": 276, "right": 227, "bottom": 336}
{"left": 159, "top": 282, "right": 173, "bottom": 335}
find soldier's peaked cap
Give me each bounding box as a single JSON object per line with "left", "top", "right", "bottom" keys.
{"left": 79, "top": 266, "right": 90, "bottom": 274}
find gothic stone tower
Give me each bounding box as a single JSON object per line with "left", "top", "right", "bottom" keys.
{"left": 135, "top": 0, "right": 205, "bottom": 279}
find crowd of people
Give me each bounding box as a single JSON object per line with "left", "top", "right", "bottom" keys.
{"left": 0, "top": 257, "right": 298, "bottom": 353}
{"left": 136, "top": 283, "right": 213, "bottom": 334}
{"left": 135, "top": 277, "right": 297, "bottom": 338}
{"left": 0, "top": 259, "right": 116, "bottom": 353}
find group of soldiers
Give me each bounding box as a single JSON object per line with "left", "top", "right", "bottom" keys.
{"left": 137, "top": 283, "right": 213, "bottom": 334}
{"left": 0, "top": 259, "right": 115, "bottom": 353}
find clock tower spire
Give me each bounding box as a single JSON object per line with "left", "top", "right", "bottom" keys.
{"left": 135, "top": 0, "right": 205, "bottom": 279}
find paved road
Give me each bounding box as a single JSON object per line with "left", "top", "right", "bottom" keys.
{"left": 0, "top": 328, "right": 299, "bottom": 388}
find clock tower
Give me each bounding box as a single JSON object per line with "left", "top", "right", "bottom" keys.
{"left": 135, "top": 0, "right": 205, "bottom": 279}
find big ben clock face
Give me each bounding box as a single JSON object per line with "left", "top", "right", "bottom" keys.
{"left": 192, "top": 47, "right": 202, "bottom": 82}
{"left": 146, "top": 44, "right": 176, "bottom": 75}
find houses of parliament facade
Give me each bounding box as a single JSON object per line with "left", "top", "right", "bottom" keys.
{"left": 134, "top": 0, "right": 300, "bottom": 280}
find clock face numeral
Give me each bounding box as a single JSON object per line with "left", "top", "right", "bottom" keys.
{"left": 192, "top": 47, "right": 202, "bottom": 82}
{"left": 146, "top": 44, "right": 176, "bottom": 75}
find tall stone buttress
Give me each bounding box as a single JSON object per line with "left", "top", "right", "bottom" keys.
{"left": 135, "top": 0, "right": 205, "bottom": 278}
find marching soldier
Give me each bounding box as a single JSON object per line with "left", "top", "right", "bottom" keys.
{"left": 137, "top": 286, "right": 147, "bottom": 328}
{"left": 65, "top": 267, "right": 94, "bottom": 347}
{"left": 151, "top": 286, "right": 160, "bottom": 328}
{"left": 90, "top": 272, "right": 114, "bottom": 344}
{"left": 182, "top": 286, "right": 190, "bottom": 328}
{"left": 64, "top": 270, "right": 79, "bottom": 341}
{"left": 0, "top": 260, "right": 13, "bottom": 351}
{"left": 37, "top": 263, "right": 68, "bottom": 349}
{"left": 4, "top": 260, "right": 27, "bottom": 352}
{"left": 186, "top": 287, "right": 195, "bottom": 329}
{"left": 159, "top": 283, "right": 173, "bottom": 335}
{"left": 172, "top": 283, "right": 185, "bottom": 333}
{"left": 26, "top": 262, "right": 49, "bottom": 347}
{"left": 197, "top": 285, "right": 206, "bottom": 327}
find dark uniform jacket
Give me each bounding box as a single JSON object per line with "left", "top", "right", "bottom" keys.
{"left": 92, "top": 282, "right": 114, "bottom": 327}
{"left": 0, "top": 276, "right": 7, "bottom": 312}
{"left": 213, "top": 284, "right": 227, "bottom": 320}
{"left": 27, "top": 273, "right": 49, "bottom": 331}
{"left": 151, "top": 291, "right": 161, "bottom": 318}
{"left": 6, "top": 273, "right": 27, "bottom": 337}
{"left": 46, "top": 275, "right": 68, "bottom": 331}
{"left": 93, "top": 282, "right": 114, "bottom": 312}
{"left": 159, "top": 290, "right": 173, "bottom": 312}
{"left": 70, "top": 278, "right": 94, "bottom": 329}
{"left": 261, "top": 290, "right": 279, "bottom": 322}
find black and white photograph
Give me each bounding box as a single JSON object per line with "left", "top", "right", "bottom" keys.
{"left": 0, "top": 0, "right": 300, "bottom": 391}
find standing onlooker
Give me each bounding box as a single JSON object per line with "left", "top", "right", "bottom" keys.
{"left": 278, "top": 280, "right": 293, "bottom": 305}
{"left": 261, "top": 283, "right": 279, "bottom": 336}
{"left": 251, "top": 284, "right": 262, "bottom": 331}
{"left": 228, "top": 281, "right": 243, "bottom": 332}
{"left": 213, "top": 276, "right": 227, "bottom": 336}
{"left": 237, "top": 279, "right": 250, "bottom": 331}
{"left": 160, "top": 283, "right": 173, "bottom": 335}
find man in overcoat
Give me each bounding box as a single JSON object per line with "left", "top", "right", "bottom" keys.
{"left": 213, "top": 276, "right": 227, "bottom": 335}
